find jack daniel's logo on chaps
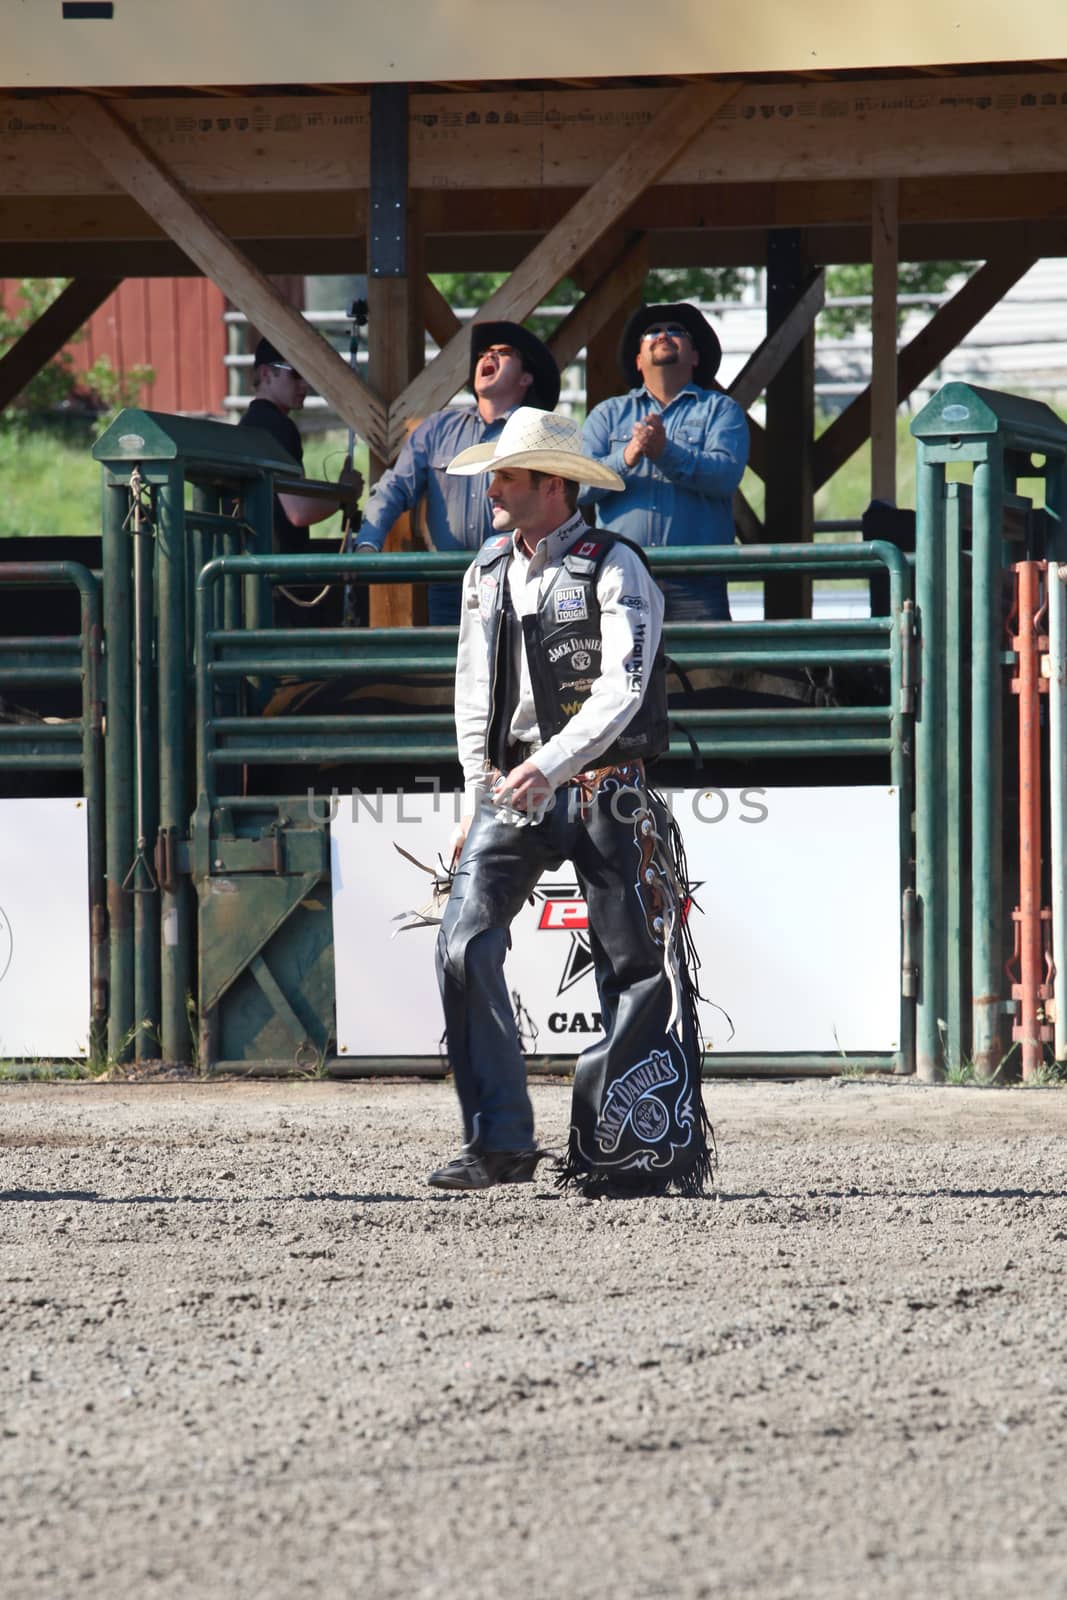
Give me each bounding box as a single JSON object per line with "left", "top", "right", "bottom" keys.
{"left": 596, "top": 1048, "right": 678, "bottom": 1153}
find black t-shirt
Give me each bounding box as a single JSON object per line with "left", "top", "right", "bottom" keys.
{"left": 240, "top": 397, "right": 304, "bottom": 555}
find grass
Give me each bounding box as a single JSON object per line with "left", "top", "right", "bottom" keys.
{"left": 0, "top": 1059, "right": 94, "bottom": 1081}
{"left": 5, "top": 400, "right": 1064, "bottom": 545}
{"left": 0, "top": 422, "right": 371, "bottom": 543}
{"left": 0, "top": 421, "right": 101, "bottom": 540}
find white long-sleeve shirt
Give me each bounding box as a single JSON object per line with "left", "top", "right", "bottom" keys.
{"left": 454, "top": 511, "right": 665, "bottom": 808}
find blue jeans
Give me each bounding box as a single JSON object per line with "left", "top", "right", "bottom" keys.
{"left": 426, "top": 581, "right": 462, "bottom": 627}
{"left": 658, "top": 575, "right": 731, "bottom": 622}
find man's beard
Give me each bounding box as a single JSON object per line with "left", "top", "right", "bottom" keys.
{"left": 650, "top": 347, "right": 680, "bottom": 365}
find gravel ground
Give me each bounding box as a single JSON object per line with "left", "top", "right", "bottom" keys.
{"left": 2, "top": 1076, "right": 1066, "bottom": 1600}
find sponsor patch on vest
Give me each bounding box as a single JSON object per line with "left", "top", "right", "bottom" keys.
{"left": 559, "top": 676, "right": 594, "bottom": 692}
{"left": 571, "top": 650, "right": 592, "bottom": 671}
{"left": 479, "top": 574, "right": 498, "bottom": 619}
{"left": 547, "top": 636, "right": 601, "bottom": 665}
{"left": 554, "top": 585, "right": 588, "bottom": 624}
{"left": 626, "top": 620, "right": 647, "bottom": 691}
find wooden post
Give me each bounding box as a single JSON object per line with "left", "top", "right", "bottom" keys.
{"left": 763, "top": 230, "right": 815, "bottom": 619}
{"left": 871, "top": 178, "right": 899, "bottom": 505}
{"left": 367, "top": 84, "right": 426, "bottom": 629}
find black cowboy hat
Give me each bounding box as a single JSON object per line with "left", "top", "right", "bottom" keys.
{"left": 468, "top": 320, "right": 561, "bottom": 411}
{"left": 618, "top": 302, "right": 723, "bottom": 387}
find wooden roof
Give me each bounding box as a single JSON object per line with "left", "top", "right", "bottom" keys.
{"left": 6, "top": 0, "right": 1067, "bottom": 88}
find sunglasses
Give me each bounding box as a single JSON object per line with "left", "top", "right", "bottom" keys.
{"left": 641, "top": 323, "right": 690, "bottom": 341}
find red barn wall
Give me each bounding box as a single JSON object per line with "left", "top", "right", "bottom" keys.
{"left": 2, "top": 278, "right": 228, "bottom": 415}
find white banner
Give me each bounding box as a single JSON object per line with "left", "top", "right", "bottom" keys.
{"left": 331, "top": 786, "right": 901, "bottom": 1059}
{"left": 0, "top": 797, "right": 91, "bottom": 1058}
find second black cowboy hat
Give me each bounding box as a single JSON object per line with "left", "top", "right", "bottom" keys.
{"left": 617, "top": 302, "right": 723, "bottom": 388}
{"left": 468, "top": 321, "right": 561, "bottom": 411}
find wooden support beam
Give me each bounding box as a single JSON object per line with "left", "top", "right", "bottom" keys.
{"left": 0, "top": 276, "right": 119, "bottom": 410}
{"left": 367, "top": 85, "right": 425, "bottom": 629}
{"left": 870, "top": 178, "right": 899, "bottom": 504}
{"left": 387, "top": 80, "right": 740, "bottom": 452}
{"left": 727, "top": 268, "right": 825, "bottom": 410}
{"left": 812, "top": 251, "right": 1038, "bottom": 490}
{"left": 548, "top": 234, "right": 648, "bottom": 375}
{"left": 51, "top": 93, "right": 387, "bottom": 455}
{"left": 424, "top": 275, "right": 462, "bottom": 350}
{"left": 23, "top": 76, "right": 1067, "bottom": 199}
{"left": 763, "top": 231, "right": 815, "bottom": 618}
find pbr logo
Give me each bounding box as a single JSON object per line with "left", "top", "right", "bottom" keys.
{"left": 534, "top": 880, "right": 698, "bottom": 1001}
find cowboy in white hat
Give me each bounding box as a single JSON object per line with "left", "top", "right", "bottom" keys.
{"left": 427, "top": 407, "right": 713, "bottom": 1199}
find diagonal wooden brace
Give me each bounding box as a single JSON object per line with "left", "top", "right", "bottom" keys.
{"left": 0, "top": 276, "right": 121, "bottom": 411}
{"left": 386, "top": 80, "right": 740, "bottom": 456}
{"left": 50, "top": 93, "right": 388, "bottom": 457}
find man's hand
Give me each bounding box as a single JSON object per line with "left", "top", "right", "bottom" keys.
{"left": 492, "top": 759, "right": 555, "bottom": 815}
{"left": 338, "top": 454, "right": 364, "bottom": 505}
{"left": 449, "top": 813, "right": 474, "bottom": 864}
{"left": 623, "top": 413, "right": 667, "bottom": 467}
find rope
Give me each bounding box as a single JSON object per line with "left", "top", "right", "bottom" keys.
{"left": 120, "top": 467, "right": 158, "bottom": 895}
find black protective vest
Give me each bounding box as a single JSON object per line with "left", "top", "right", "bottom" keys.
{"left": 473, "top": 530, "right": 668, "bottom": 772}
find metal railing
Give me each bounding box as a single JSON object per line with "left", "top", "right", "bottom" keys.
{"left": 0, "top": 562, "right": 106, "bottom": 1049}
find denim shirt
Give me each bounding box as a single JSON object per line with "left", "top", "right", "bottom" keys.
{"left": 358, "top": 406, "right": 507, "bottom": 553}
{"left": 579, "top": 384, "right": 749, "bottom": 548}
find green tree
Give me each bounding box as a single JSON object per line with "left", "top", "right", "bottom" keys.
{"left": 821, "top": 261, "right": 974, "bottom": 338}
{"left": 0, "top": 279, "right": 154, "bottom": 425}
{"left": 429, "top": 265, "right": 747, "bottom": 324}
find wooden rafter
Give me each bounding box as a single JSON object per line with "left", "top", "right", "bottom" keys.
{"left": 812, "top": 251, "right": 1038, "bottom": 489}
{"left": 51, "top": 93, "right": 388, "bottom": 455}
{"left": 423, "top": 276, "right": 462, "bottom": 350}
{"left": 0, "top": 276, "right": 120, "bottom": 411}
{"left": 727, "top": 269, "right": 825, "bottom": 411}
{"left": 386, "top": 79, "right": 741, "bottom": 453}
{"left": 547, "top": 235, "right": 648, "bottom": 373}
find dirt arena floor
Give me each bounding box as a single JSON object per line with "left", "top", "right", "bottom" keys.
{"left": 2, "top": 1076, "right": 1066, "bottom": 1600}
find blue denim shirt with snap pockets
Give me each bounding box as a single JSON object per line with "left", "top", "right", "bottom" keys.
{"left": 579, "top": 383, "right": 749, "bottom": 549}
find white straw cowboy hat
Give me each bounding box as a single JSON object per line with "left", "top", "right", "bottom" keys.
{"left": 446, "top": 407, "right": 624, "bottom": 491}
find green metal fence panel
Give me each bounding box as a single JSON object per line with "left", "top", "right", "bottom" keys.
{"left": 92, "top": 408, "right": 303, "bottom": 1065}
{"left": 0, "top": 562, "right": 105, "bottom": 1052}
{"left": 188, "top": 540, "right": 914, "bottom": 1077}
{"left": 912, "top": 381, "right": 1067, "bottom": 1081}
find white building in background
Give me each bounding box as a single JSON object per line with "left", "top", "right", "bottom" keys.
{"left": 226, "top": 259, "right": 1067, "bottom": 420}
{"left": 712, "top": 257, "right": 1067, "bottom": 411}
